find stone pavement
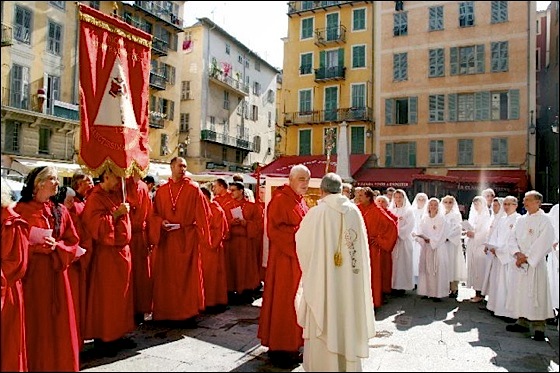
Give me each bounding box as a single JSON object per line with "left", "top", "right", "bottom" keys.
{"left": 80, "top": 285, "right": 559, "bottom": 372}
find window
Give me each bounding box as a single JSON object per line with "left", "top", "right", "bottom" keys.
{"left": 235, "top": 149, "right": 244, "bottom": 163}
{"left": 300, "top": 53, "right": 313, "bottom": 74}
{"left": 490, "top": 41, "right": 508, "bottom": 72}
{"left": 429, "top": 95, "right": 445, "bottom": 122}
{"left": 429, "top": 6, "right": 444, "bottom": 31}
{"left": 351, "top": 84, "right": 366, "bottom": 109}
{"left": 14, "top": 6, "right": 32, "bottom": 44}
{"left": 10, "top": 64, "right": 30, "bottom": 110}
{"left": 49, "top": 1, "right": 65, "bottom": 9}
{"left": 352, "top": 45, "right": 366, "bottom": 68}
{"left": 299, "top": 89, "right": 312, "bottom": 115}
{"left": 160, "top": 133, "right": 169, "bottom": 156}
{"left": 385, "top": 97, "right": 417, "bottom": 125}
{"left": 450, "top": 45, "right": 485, "bottom": 75}
{"left": 251, "top": 105, "right": 258, "bottom": 121}
{"left": 324, "top": 86, "right": 338, "bottom": 121}
{"left": 253, "top": 81, "right": 261, "bottom": 96}
{"left": 393, "top": 12, "right": 408, "bottom": 36}
{"left": 162, "top": 64, "right": 176, "bottom": 85}
{"left": 448, "top": 89, "right": 519, "bottom": 121}
{"left": 457, "top": 93, "right": 475, "bottom": 121}
{"left": 180, "top": 113, "right": 189, "bottom": 132}
{"left": 253, "top": 136, "right": 262, "bottom": 153}
{"left": 255, "top": 61, "right": 261, "bottom": 71}
{"left": 457, "top": 139, "right": 473, "bottom": 165}
{"left": 225, "top": 43, "right": 230, "bottom": 54}
{"left": 318, "top": 48, "right": 345, "bottom": 79}
{"left": 491, "top": 91, "right": 514, "bottom": 120}
{"left": 44, "top": 74, "right": 60, "bottom": 115}
{"left": 301, "top": 18, "right": 313, "bottom": 39}
{"left": 324, "top": 127, "right": 337, "bottom": 155}
{"left": 395, "top": 1, "right": 404, "bottom": 11}
{"left": 266, "top": 89, "right": 275, "bottom": 104}
{"left": 238, "top": 55, "right": 243, "bottom": 64}
{"left": 491, "top": 1, "right": 508, "bottom": 23}
{"left": 268, "top": 111, "right": 272, "bottom": 127}
{"left": 429, "top": 140, "right": 444, "bottom": 165}
{"left": 223, "top": 91, "right": 230, "bottom": 110}
{"left": 181, "top": 81, "right": 191, "bottom": 100}
{"left": 38, "top": 128, "right": 51, "bottom": 154}
{"left": 491, "top": 138, "right": 508, "bottom": 165}
{"left": 47, "top": 20, "right": 62, "bottom": 55}
{"left": 299, "top": 129, "right": 312, "bottom": 155}
{"left": 459, "top": 2, "right": 475, "bottom": 27}
{"left": 89, "top": 1, "right": 100, "bottom": 10}
{"left": 429, "top": 48, "right": 445, "bottom": 77}
{"left": 353, "top": 8, "right": 366, "bottom": 31}
{"left": 4, "top": 122, "right": 21, "bottom": 153}
{"left": 385, "top": 142, "right": 416, "bottom": 167}
{"left": 222, "top": 147, "right": 228, "bottom": 162}
{"left": 351, "top": 126, "right": 365, "bottom": 154}
{"left": 393, "top": 52, "right": 408, "bottom": 81}
{"left": 326, "top": 13, "right": 340, "bottom": 42}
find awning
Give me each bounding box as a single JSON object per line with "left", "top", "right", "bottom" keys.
{"left": 11, "top": 158, "right": 82, "bottom": 178}
{"left": 354, "top": 168, "right": 424, "bottom": 188}
{"left": 198, "top": 171, "right": 257, "bottom": 185}
{"left": 147, "top": 162, "right": 172, "bottom": 181}
{"left": 259, "top": 154, "right": 370, "bottom": 179}
{"left": 447, "top": 169, "right": 528, "bottom": 191}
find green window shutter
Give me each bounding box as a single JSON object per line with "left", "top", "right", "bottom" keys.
{"left": 476, "top": 44, "right": 485, "bottom": 73}
{"left": 351, "top": 127, "right": 365, "bottom": 154}
{"left": 475, "top": 91, "right": 490, "bottom": 120}
{"left": 409, "top": 96, "right": 418, "bottom": 124}
{"left": 385, "top": 98, "right": 394, "bottom": 125}
{"left": 450, "top": 47, "right": 458, "bottom": 75}
{"left": 385, "top": 143, "right": 393, "bottom": 167}
{"left": 409, "top": 142, "right": 416, "bottom": 166}
{"left": 448, "top": 93, "right": 457, "bottom": 122}
{"left": 299, "top": 129, "right": 311, "bottom": 155}
{"left": 338, "top": 48, "right": 344, "bottom": 68}
{"left": 508, "top": 89, "right": 519, "bottom": 119}
{"left": 319, "top": 50, "right": 326, "bottom": 69}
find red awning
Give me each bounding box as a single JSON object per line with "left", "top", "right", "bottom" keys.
{"left": 353, "top": 168, "right": 424, "bottom": 188}
{"left": 447, "top": 169, "right": 529, "bottom": 191}
{"left": 258, "top": 154, "right": 370, "bottom": 179}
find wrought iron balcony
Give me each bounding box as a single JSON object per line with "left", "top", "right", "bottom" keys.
{"left": 208, "top": 68, "right": 249, "bottom": 96}
{"left": 284, "top": 106, "right": 373, "bottom": 126}
{"left": 1, "top": 23, "right": 13, "bottom": 47}
{"left": 201, "top": 127, "right": 253, "bottom": 151}
{"left": 314, "top": 66, "right": 346, "bottom": 81}
{"left": 149, "top": 111, "right": 166, "bottom": 128}
{"left": 314, "top": 25, "right": 346, "bottom": 46}
{"left": 131, "top": 1, "right": 184, "bottom": 31}
{"left": 152, "top": 36, "right": 168, "bottom": 56}
{"left": 288, "top": 1, "right": 369, "bottom": 16}
{"left": 149, "top": 70, "right": 166, "bottom": 90}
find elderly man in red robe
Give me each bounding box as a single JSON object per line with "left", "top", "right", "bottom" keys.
{"left": 258, "top": 164, "right": 310, "bottom": 368}
{"left": 150, "top": 157, "right": 211, "bottom": 327}
{"left": 82, "top": 167, "right": 136, "bottom": 357}
{"left": 126, "top": 171, "right": 153, "bottom": 325}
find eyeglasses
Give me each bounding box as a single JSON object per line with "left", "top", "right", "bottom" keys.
{"left": 503, "top": 203, "right": 516, "bottom": 205}
{"left": 443, "top": 201, "right": 453, "bottom": 204}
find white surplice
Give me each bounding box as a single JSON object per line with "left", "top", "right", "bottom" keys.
{"left": 389, "top": 205, "right": 415, "bottom": 290}
{"left": 295, "top": 194, "right": 375, "bottom": 372}
{"left": 466, "top": 207, "right": 491, "bottom": 291}
{"left": 416, "top": 212, "right": 449, "bottom": 299}
{"left": 546, "top": 204, "right": 559, "bottom": 310}
{"left": 442, "top": 210, "right": 465, "bottom": 283}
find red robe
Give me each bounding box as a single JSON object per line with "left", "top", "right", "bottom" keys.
{"left": 258, "top": 184, "right": 308, "bottom": 352}
{"left": 381, "top": 207, "right": 399, "bottom": 294}
{"left": 201, "top": 200, "right": 229, "bottom": 307}
{"left": 14, "top": 200, "right": 80, "bottom": 372}
{"left": 126, "top": 177, "right": 153, "bottom": 315}
{"left": 149, "top": 177, "right": 211, "bottom": 320}
{"left": 255, "top": 201, "right": 266, "bottom": 282}
{"left": 223, "top": 198, "right": 261, "bottom": 293}
{"left": 81, "top": 184, "right": 135, "bottom": 342}
{"left": 214, "top": 192, "right": 233, "bottom": 210}
{"left": 1, "top": 206, "right": 29, "bottom": 372}
{"left": 360, "top": 203, "right": 398, "bottom": 308}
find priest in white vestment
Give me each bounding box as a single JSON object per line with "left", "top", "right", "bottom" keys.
{"left": 389, "top": 189, "right": 415, "bottom": 293}
{"left": 546, "top": 203, "right": 558, "bottom": 325}
{"left": 440, "top": 195, "right": 464, "bottom": 299}
{"left": 465, "top": 196, "right": 491, "bottom": 302}
{"left": 295, "top": 173, "right": 375, "bottom": 372}
{"left": 505, "top": 191, "right": 555, "bottom": 341}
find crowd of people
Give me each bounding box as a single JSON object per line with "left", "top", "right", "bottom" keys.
{"left": 1, "top": 159, "right": 558, "bottom": 372}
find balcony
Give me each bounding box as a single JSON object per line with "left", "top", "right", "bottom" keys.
{"left": 1, "top": 23, "right": 13, "bottom": 47}
{"left": 314, "top": 25, "right": 346, "bottom": 46}
{"left": 129, "top": 1, "right": 184, "bottom": 31}
{"left": 152, "top": 36, "right": 168, "bottom": 56}
{"left": 314, "top": 66, "right": 346, "bottom": 81}
{"left": 288, "top": 1, "right": 372, "bottom": 16}
{"left": 208, "top": 69, "right": 249, "bottom": 96}
{"left": 149, "top": 70, "right": 166, "bottom": 90}
{"left": 200, "top": 128, "right": 253, "bottom": 151}
{"left": 284, "top": 106, "right": 373, "bottom": 126}
{"left": 149, "top": 111, "right": 166, "bottom": 129}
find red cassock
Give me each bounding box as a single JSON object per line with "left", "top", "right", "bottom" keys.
{"left": 255, "top": 201, "right": 266, "bottom": 282}
{"left": 81, "top": 184, "right": 135, "bottom": 343}
{"left": 149, "top": 177, "right": 211, "bottom": 320}
{"left": 1, "top": 206, "right": 29, "bottom": 372}
{"left": 214, "top": 192, "right": 233, "bottom": 210}
{"left": 126, "top": 177, "right": 153, "bottom": 315}
{"left": 380, "top": 208, "right": 399, "bottom": 294}
{"left": 359, "top": 203, "right": 398, "bottom": 308}
{"left": 258, "top": 185, "right": 308, "bottom": 352}
{"left": 223, "top": 198, "right": 261, "bottom": 293}
{"left": 201, "top": 200, "right": 229, "bottom": 307}
{"left": 14, "top": 200, "right": 80, "bottom": 372}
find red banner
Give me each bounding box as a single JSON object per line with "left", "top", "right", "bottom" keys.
{"left": 78, "top": 4, "right": 151, "bottom": 177}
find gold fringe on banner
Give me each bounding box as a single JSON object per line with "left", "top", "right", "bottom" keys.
{"left": 77, "top": 156, "right": 148, "bottom": 179}
{"left": 79, "top": 11, "right": 152, "bottom": 49}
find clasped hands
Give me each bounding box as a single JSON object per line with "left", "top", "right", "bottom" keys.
{"left": 514, "top": 252, "right": 528, "bottom": 268}
{"left": 112, "top": 203, "right": 130, "bottom": 219}
{"left": 231, "top": 218, "right": 246, "bottom": 226}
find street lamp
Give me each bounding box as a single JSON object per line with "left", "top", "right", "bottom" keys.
{"left": 528, "top": 110, "right": 536, "bottom": 135}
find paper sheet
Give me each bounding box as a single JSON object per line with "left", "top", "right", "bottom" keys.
{"left": 29, "top": 227, "right": 53, "bottom": 245}
{"left": 164, "top": 223, "right": 181, "bottom": 231}
{"left": 230, "top": 206, "right": 244, "bottom": 220}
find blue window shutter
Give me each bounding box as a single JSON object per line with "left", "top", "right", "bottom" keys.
{"left": 476, "top": 44, "right": 485, "bottom": 73}
{"left": 409, "top": 142, "right": 416, "bottom": 166}
{"left": 448, "top": 93, "right": 457, "bottom": 122}
{"left": 385, "top": 143, "right": 393, "bottom": 167}
{"left": 409, "top": 96, "right": 418, "bottom": 124}
{"left": 450, "top": 47, "right": 458, "bottom": 75}
{"left": 508, "top": 89, "right": 519, "bottom": 120}
{"left": 385, "top": 98, "right": 394, "bottom": 125}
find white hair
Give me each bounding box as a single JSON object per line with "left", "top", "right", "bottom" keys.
{"left": 289, "top": 164, "right": 311, "bottom": 179}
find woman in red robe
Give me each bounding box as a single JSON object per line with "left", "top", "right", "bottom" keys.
{"left": 1, "top": 179, "right": 29, "bottom": 372}
{"left": 14, "top": 166, "right": 80, "bottom": 371}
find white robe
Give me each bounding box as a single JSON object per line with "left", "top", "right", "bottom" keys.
{"left": 390, "top": 205, "right": 415, "bottom": 290}
{"left": 466, "top": 211, "right": 491, "bottom": 291}
{"left": 483, "top": 212, "right": 519, "bottom": 317}
{"left": 412, "top": 208, "right": 424, "bottom": 281}
{"left": 505, "top": 209, "right": 555, "bottom": 321}
{"left": 416, "top": 213, "right": 449, "bottom": 299}
{"left": 442, "top": 211, "right": 465, "bottom": 283}
{"left": 295, "top": 194, "right": 375, "bottom": 372}
{"left": 546, "top": 204, "right": 559, "bottom": 310}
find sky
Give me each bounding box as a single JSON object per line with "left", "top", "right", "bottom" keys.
{"left": 183, "top": 1, "right": 552, "bottom": 70}
{"left": 183, "top": 2, "right": 288, "bottom": 69}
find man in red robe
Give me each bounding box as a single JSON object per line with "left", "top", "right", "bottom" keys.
{"left": 1, "top": 180, "right": 29, "bottom": 372}
{"left": 223, "top": 181, "right": 261, "bottom": 304}
{"left": 212, "top": 177, "right": 232, "bottom": 209}
{"left": 82, "top": 167, "right": 136, "bottom": 357}
{"left": 200, "top": 185, "right": 229, "bottom": 313}
{"left": 125, "top": 172, "right": 153, "bottom": 325}
{"left": 376, "top": 195, "right": 399, "bottom": 296}
{"left": 149, "top": 157, "right": 211, "bottom": 327}
{"left": 258, "top": 164, "right": 311, "bottom": 368}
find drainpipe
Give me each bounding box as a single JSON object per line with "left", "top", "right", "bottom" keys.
{"left": 202, "top": 18, "right": 217, "bottom": 161}
{"left": 65, "top": 128, "right": 77, "bottom": 161}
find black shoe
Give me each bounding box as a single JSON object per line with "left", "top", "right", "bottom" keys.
{"left": 449, "top": 291, "right": 458, "bottom": 299}
{"left": 506, "top": 324, "right": 530, "bottom": 333}
{"left": 421, "top": 296, "right": 430, "bottom": 300}
{"left": 432, "top": 297, "right": 442, "bottom": 303}
{"left": 93, "top": 339, "right": 119, "bottom": 358}
{"left": 269, "top": 350, "right": 301, "bottom": 369}
{"left": 532, "top": 331, "right": 546, "bottom": 341}
{"left": 116, "top": 336, "right": 137, "bottom": 349}
{"left": 134, "top": 313, "right": 145, "bottom": 326}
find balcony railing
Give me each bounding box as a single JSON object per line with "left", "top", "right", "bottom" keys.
{"left": 152, "top": 36, "right": 168, "bottom": 56}
{"left": 284, "top": 106, "right": 373, "bottom": 125}
{"left": 1, "top": 23, "right": 13, "bottom": 47}
{"left": 201, "top": 127, "right": 253, "bottom": 151}
{"left": 314, "top": 66, "right": 346, "bottom": 81}
{"left": 149, "top": 111, "right": 166, "bottom": 128}
{"left": 208, "top": 69, "right": 250, "bottom": 95}
{"left": 133, "top": 1, "right": 184, "bottom": 31}
{"left": 288, "top": 1, "right": 360, "bottom": 15}
{"left": 149, "top": 70, "right": 166, "bottom": 90}
{"left": 314, "top": 25, "right": 346, "bottom": 45}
